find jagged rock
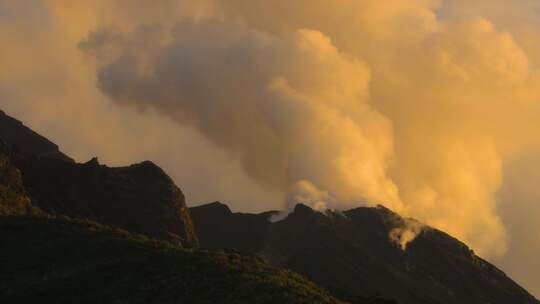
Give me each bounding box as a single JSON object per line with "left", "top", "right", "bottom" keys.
{"left": 12, "top": 154, "right": 198, "bottom": 247}
{"left": 190, "top": 202, "right": 539, "bottom": 304}
{"left": 190, "top": 202, "right": 274, "bottom": 252}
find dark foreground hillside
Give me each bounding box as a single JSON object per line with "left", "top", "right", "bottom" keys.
{"left": 0, "top": 216, "right": 344, "bottom": 304}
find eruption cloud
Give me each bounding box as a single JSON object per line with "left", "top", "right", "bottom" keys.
{"left": 80, "top": 19, "right": 401, "bottom": 214}
{"left": 3, "top": 0, "right": 540, "bottom": 296}
{"left": 78, "top": 0, "right": 540, "bottom": 259}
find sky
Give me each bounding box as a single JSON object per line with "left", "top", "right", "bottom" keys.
{"left": 1, "top": 0, "right": 540, "bottom": 297}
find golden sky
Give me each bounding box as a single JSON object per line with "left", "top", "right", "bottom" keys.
{"left": 1, "top": 0, "right": 540, "bottom": 297}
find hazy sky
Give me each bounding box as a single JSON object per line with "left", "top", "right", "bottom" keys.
{"left": 1, "top": 0, "right": 540, "bottom": 297}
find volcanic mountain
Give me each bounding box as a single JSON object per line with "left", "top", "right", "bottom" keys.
{"left": 1, "top": 109, "right": 538, "bottom": 304}
{"left": 0, "top": 110, "right": 196, "bottom": 247}
{"left": 190, "top": 202, "right": 539, "bottom": 304}
{"left": 0, "top": 110, "right": 343, "bottom": 303}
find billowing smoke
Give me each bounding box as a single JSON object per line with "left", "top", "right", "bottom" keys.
{"left": 390, "top": 220, "right": 425, "bottom": 251}
{"left": 77, "top": 0, "right": 540, "bottom": 260}
{"left": 3, "top": 0, "right": 540, "bottom": 296}
{"left": 79, "top": 19, "right": 401, "bottom": 215}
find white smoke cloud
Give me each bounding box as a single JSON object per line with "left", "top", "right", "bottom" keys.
{"left": 77, "top": 6, "right": 524, "bottom": 259}
{"left": 287, "top": 180, "right": 337, "bottom": 212}
{"left": 80, "top": 19, "right": 401, "bottom": 213}
{"left": 389, "top": 219, "right": 425, "bottom": 251}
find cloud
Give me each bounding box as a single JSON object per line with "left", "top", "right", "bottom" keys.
{"left": 80, "top": 19, "right": 401, "bottom": 212}
{"left": 498, "top": 153, "right": 540, "bottom": 297}
{"left": 0, "top": 0, "right": 281, "bottom": 212}
{"left": 390, "top": 219, "right": 425, "bottom": 251}
{"left": 77, "top": 1, "right": 538, "bottom": 259}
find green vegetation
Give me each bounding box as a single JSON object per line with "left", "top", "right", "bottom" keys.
{"left": 0, "top": 182, "right": 29, "bottom": 216}
{"left": 0, "top": 216, "right": 344, "bottom": 304}
{"left": 0, "top": 151, "right": 37, "bottom": 216}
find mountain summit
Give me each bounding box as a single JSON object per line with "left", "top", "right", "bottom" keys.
{"left": 0, "top": 110, "right": 197, "bottom": 247}
{"left": 190, "top": 202, "right": 539, "bottom": 304}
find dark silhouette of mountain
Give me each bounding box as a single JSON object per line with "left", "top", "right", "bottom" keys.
{"left": 0, "top": 115, "right": 344, "bottom": 303}
{"left": 0, "top": 216, "right": 344, "bottom": 304}
{"left": 12, "top": 154, "right": 198, "bottom": 247}
{"left": 189, "top": 201, "right": 277, "bottom": 252}
{"left": 0, "top": 109, "right": 197, "bottom": 247}
{"left": 1, "top": 109, "right": 538, "bottom": 303}
{"left": 0, "top": 110, "right": 73, "bottom": 162}
{"left": 190, "top": 202, "right": 540, "bottom": 304}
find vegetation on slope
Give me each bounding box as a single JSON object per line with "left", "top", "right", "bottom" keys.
{"left": 0, "top": 216, "right": 344, "bottom": 304}
{"left": 0, "top": 142, "right": 39, "bottom": 216}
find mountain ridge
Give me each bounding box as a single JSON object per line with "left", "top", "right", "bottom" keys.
{"left": 0, "top": 109, "right": 197, "bottom": 247}
{"left": 190, "top": 201, "right": 539, "bottom": 304}
{"left": 1, "top": 109, "right": 538, "bottom": 303}
{"left": 0, "top": 110, "right": 73, "bottom": 162}
{"left": 0, "top": 109, "right": 348, "bottom": 303}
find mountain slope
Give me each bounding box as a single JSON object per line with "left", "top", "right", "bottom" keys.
{"left": 190, "top": 203, "right": 540, "bottom": 304}
{"left": 13, "top": 154, "right": 198, "bottom": 247}
{"left": 0, "top": 215, "right": 344, "bottom": 304}
{"left": 0, "top": 110, "right": 72, "bottom": 162}
{"left": 0, "top": 112, "right": 343, "bottom": 304}
{"left": 0, "top": 109, "right": 197, "bottom": 247}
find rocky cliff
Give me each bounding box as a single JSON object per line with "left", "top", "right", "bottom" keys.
{"left": 0, "top": 110, "right": 197, "bottom": 247}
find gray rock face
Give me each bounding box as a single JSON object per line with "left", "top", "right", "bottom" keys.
{"left": 190, "top": 202, "right": 539, "bottom": 304}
